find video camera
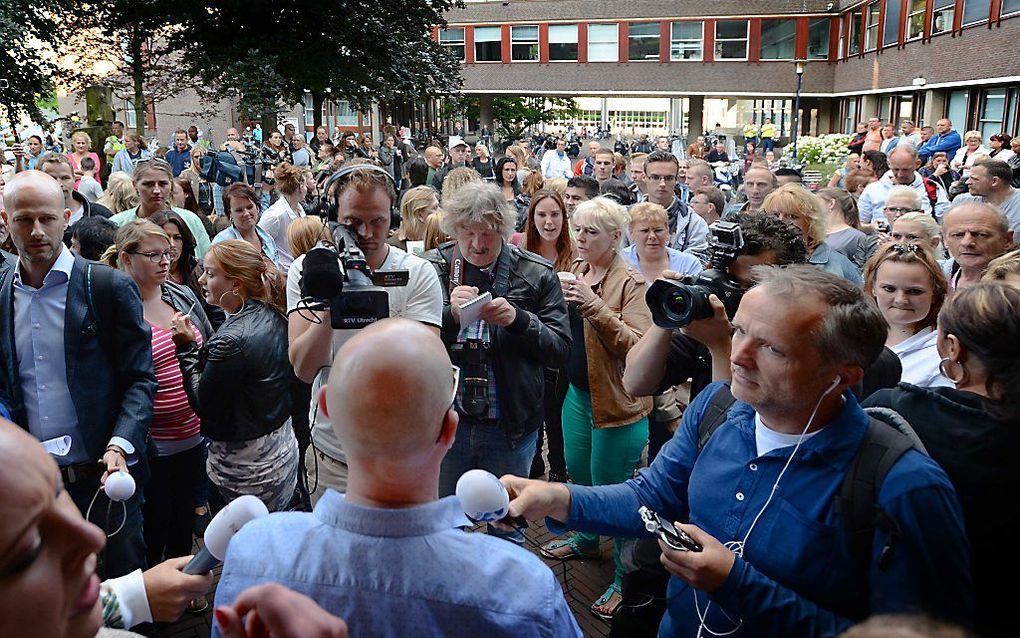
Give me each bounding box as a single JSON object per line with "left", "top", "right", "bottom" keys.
{"left": 646, "top": 220, "right": 746, "bottom": 329}
{"left": 298, "top": 225, "right": 409, "bottom": 329}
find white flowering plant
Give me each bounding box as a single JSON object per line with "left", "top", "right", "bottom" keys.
{"left": 783, "top": 134, "right": 853, "bottom": 167}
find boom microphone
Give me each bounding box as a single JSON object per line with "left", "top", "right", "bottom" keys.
{"left": 300, "top": 241, "right": 343, "bottom": 300}
{"left": 183, "top": 494, "right": 269, "bottom": 574}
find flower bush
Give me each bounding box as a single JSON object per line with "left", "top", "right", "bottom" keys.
{"left": 784, "top": 134, "right": 852, "bottom": 167}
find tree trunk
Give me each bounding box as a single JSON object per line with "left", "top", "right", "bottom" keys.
{"left": 130, "top": 30, "right": 146, "bottom": 137}
{"left": 261, "top": 113, "right": 277, "bottom": 141}
{"left": 312, "top": 91, "right": 324, "bottom": 130}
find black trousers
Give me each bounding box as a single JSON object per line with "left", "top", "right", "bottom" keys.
{"left": 68, "top": 473, "right": 147, "bottom": 579}
{"left": 143, "top": 443, "right": 206, "bottom": 567}
{"left": 531, "top": 367, "right": 568, "bottom": 479}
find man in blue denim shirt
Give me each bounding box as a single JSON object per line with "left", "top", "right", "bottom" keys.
{"left": 213, "top": 319, "right": 580, "bottom": 638}
{"left": 503, "top": 266, "right": 973, "bottom": 637}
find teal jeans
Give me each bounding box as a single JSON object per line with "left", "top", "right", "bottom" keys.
{"left": 561, "top": 383, "right": 649, "bottom": 585}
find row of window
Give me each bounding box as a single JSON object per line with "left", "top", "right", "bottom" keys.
{"left": 842, "top": 0, "right": 1020, "bottom": 57}
{"left": 439, "top": 19, "right": 831, "bottom": 63}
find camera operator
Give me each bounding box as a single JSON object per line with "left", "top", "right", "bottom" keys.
{"left": 287, "top": 165, "right": 443, "bottom": 503}
{"left": 623, "top": 213, "right": 807, "bottom": 401}
{"left": 422, "top": 182, "right": 570, "bottom": 539}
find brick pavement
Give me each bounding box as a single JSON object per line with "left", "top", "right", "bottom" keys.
{"left": 160, "top": 512, "right": 619, "bottom": 638}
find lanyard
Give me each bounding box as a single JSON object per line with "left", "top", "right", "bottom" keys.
{"left": 449, "top": 242, "right": 512, "bottom": 299}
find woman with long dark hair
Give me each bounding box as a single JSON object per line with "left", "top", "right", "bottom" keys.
{"left": 170, "top": 240, "right": 298, "bottom": 512}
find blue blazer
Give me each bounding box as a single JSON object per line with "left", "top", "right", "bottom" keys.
{"left": 0, "top": 255, "right": 157, "bottom": 469}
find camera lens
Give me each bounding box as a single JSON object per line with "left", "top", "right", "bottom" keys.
{"left": 647, "top": 279, "right": 713, "bottom": 329}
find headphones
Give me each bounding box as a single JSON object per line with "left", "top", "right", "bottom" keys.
{"left": 825, "top": 376, "right": 842, "bottom": 395}
{"left": 318, "top": 163, "right": 399, "bottom": 225}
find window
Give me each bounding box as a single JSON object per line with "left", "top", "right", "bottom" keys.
{"left": 1004, "top": 0, "right": 1020, "bottom": 16}
{"left": 864, "top": 2, "right": 880, "bottom": 51}
{"left": 760, "top": 19, "right": 796, "bottom": 60}
{"left": 848, "top": 10, "right": 862, "bottom": 56}
{"left": 907, "top": 0, "right": 926, "bottom": 40}
{"left": 474, "top": 26, "right": 501, "bottom": 62}
{"left": 962, "top": 0, "right": 991, "bottom": 25}
{"left": 884, "top": 0, "right": 902, "bottom": 46}
{"left": 336, "top": 100, "right": 357, "bottom": 127}
{"left": 946, "top": 90, "right": 969, "bottom": 131}
{"left": 628, "top": 23, "right": 660, "bottom": 61}
{"left": 1008, "top": 88, "right": 1019, "bottom": 136}
{"left": 932, "top": 0, "right": 955, "bottom": 34}
{"left": 510, "top": 25, "right": 538, "bottom": 61}
{"left": 808, "top": 18, "right": 830, "bottom": 59}
{"left": 588, "top": 24, "right": 619, "bottom": 62}
{"left": 979, "top": 89, "right": 1007, "bottom": 139}
{"left": 439, "top": 28, "right": 465, "bottom": 61}
{"left": 125, "top": 100, "right": 137, "bottom": 130}
{"left": 548, "top": 24, "right": 578, "bottom": 61}
{"left": 303, "top": 94, "right": 314, "bottom": 130}
{"left": 715, "top": 20, "right": 748, "bottom": 60}
{"left": 670, "top": 21, "right": 703, "bottom": 60}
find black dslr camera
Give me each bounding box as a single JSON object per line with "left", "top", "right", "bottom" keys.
{"left": 646, "top": 221, "right": 746, "bottom": 329}
{"left": 298, "top": 226, "right": 408, "bottom": 329}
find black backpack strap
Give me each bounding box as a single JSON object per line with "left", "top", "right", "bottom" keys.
{"left": 697, "top": 383, "right": 736, "bottom": 451}
{"left": 838, "top": 414, "right": 917, "bottom": 579}
{"left": 85, "top": 262, "right": 118, "bottom": 362}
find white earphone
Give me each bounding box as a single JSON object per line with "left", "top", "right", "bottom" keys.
{"left": 825, "top": 376, "right": 842, "bottom": 395}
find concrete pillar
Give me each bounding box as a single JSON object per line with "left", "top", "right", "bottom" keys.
{"left": 371, "top": 101, "right": 381, "bottom": 144}
{"left": 816, "top": 98, "right": 835, "bottom": 134}
{"left": 921, "top": 90, "right": 945, "bottom": 129}
{"left": 479, "top": 94, "right": 494, "bottom": 130}
{"left": 669, "top": 97, "right": 685, "bottom": 135}
{"left": 860, "top": 94, "right": 879, "bottom": 120}
{"left": 688, "top": 95, "right": 705, "bottom": 139}
{"left": 600, "top": 98, "right": 609, "bottom": 128}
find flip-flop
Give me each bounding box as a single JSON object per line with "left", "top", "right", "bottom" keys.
{"left": 540, "top": 537, "right": 600, "bottom": 560}
{"left": 590, "top": 584, "right": 623, "bottom": 621}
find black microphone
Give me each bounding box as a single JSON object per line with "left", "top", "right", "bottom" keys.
{"left": 300, "top": 242, "right": 343, "bottom": 300}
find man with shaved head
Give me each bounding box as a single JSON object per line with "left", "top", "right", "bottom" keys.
{"left": 0, "top": 171, "right": 156, "bottom": 578}
{"left": 214, "top": 319, "right": 581, "bottom": 637}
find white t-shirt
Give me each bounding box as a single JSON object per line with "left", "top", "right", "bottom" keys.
{"left": 889, "top": 326, "right": 953, "bottom": 389}
{"left": 754, "top": 413, "right": 821, "bottom": 457}
{"left": 259, "top": 197, "right": 305, "bottom": 275}
{"left": 77, "top": 176, "right": 104, "bottom": 202}
{"left": 286, "top": 245, "right": 444, "bottom": 462}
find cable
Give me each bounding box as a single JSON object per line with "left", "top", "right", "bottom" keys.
{"left": 692, "top": 387, "right": 838, "bottom": 637}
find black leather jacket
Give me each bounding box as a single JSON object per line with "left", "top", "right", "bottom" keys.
{"left": 423, "top": 242, "right": 570, "bottom": 445}
{"left": 176, "top": 300, "right": 292, "bottom": 442}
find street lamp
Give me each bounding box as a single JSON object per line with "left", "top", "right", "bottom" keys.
{"left": 791, "top": 59, "right": 806, "bottom": 165}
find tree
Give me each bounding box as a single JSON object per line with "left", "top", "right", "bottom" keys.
{"left": 491, "top": 97, "right": 579, "bottom": 142}
{"left": 180, "top": 0, "right": 464, "bottom": 133}
{"left": 0, "top": 0, "right": 68, "bottom": 132}
{"left": 56, "top": 0, "right": 207, "bottom": 136}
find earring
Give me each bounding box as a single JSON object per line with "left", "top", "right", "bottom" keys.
{"left": 938, "top": 357, "right": 966, "bottom": 384}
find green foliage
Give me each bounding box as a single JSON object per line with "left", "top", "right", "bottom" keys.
{"left": 0, "top": 0, "right": 67, "bottom": 126}
{"left": 491, "top": 97, "right": 579, "bottom": 141}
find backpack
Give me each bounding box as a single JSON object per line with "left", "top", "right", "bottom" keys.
{"left": 199, "top": 150, "right": 249, "bottom": 187}
{"left": 697, "top": 384, "right": 926, "bottom": 605}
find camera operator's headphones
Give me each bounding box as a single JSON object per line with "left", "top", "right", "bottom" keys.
{"left": 318, "top": 163, "right": 399, "bottom": 225}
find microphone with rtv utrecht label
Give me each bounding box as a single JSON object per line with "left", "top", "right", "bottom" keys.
{"left": 455, "top": 469, "right": 528, "bottom": 529}
{"left": 183, "top": 494, "right": 269, "bottom": 574}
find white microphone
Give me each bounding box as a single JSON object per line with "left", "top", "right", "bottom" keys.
{"left": 183, "top": 495, "right": 269, "bottom": 574}
{"left": 104, "top": 471, "right": 136, "bottom": 502}
{"left": 456, "top": 469, "right": 528, "bottom": 529}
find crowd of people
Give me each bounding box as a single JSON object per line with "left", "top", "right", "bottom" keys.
{"left": 0, "top": 114, "right": 1018, "bottom": 638}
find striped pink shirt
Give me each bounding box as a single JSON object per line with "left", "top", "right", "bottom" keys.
{"left": 149, "top": 323, "right": 202, "bottom": 441}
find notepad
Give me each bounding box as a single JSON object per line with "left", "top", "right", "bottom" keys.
{"left": 458, "top": 291, "right": 492, "bottom": 325}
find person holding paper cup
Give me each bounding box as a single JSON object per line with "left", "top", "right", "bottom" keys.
{"left": 100, "top": 219, "right": 214, "bottom": 567}
{"left": 542, "top": 196, "right": 653, "bottom": 621}
{"left": 422, "top": 182, "right": 570, "bottom": 543}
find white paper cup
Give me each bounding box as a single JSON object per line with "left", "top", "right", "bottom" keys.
{"left": 557, "top": 272, "right": 576, "bottom": 283}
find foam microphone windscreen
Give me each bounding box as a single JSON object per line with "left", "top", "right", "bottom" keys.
{"left": 183, "top": 494, "right": 269, "bottom": 574}
{"left": 456, "top": 469, "right": 510, "bottom": 523}
{"left": 300, "top": 244, "right": 343, "bottom": 300}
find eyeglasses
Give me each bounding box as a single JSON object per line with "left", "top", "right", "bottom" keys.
{"left": 129, "top": 250, "right": 174, "bottom": 263}
{"left": 883, "top": 206, "right": 919, "bottom": 215}
{"left": 646, "top": 174, "right": 677, "bottom": 183}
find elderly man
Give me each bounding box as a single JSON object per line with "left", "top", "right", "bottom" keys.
{"left": 422, "top": 182, "right": 570, "bottom": 535}
{"left": 858, "top": 145, "right": 949, "bottom": 227}
{"left": 423, "top": 145, "right": 445, "bottom": 188}
{"left": 0, "top": 171, "right": 157, "bottom": 578}
{"left": 724, "top": 165, "right": 776, "bottom": 216}
{"left": 942, "top": 201, "right": 1014, "bottom": 289}
{"left": 506, "top": 265, "right": 973, "bottom": 637}
{"left": 862, "top": 117, "right": 883, "bottom": 152}
{"left": 214, "top": 319, "right": 581, "bottom": 637}
{"left": 918, "top": 118, "right": 963, "bottom": 163}
{"left": 952, "top": 159, "right": 1020, "bottom": 234}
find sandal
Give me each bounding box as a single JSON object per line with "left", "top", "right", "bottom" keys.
{"left": 590, "top": 584, "right": 623, "bottom": 621}
{"left": 540, "top": 537, "right": 600, "bottom": 561}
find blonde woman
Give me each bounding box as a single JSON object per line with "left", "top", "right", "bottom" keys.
{"left": 170, "top": 240, "right": 297, "bottom": 512}
{"left": 288, "top": 216, "right": 332, "bottom": 260}
{"left": 67, "top": 131, "right": 102, "bottom": 190}
{"left": 951, "top": 130, "right": 990, "bottom": 180}
{"left": 541, "top": 196, "right": 651, "bottom": 621}
{"left": 111, "top": 132, "right": 153, "bottom": 176}
{"left": 440, "top": 166, "right": 481, "bottom": 203}
{"left": 389, "top": 186, "right": 439, "bottom": 252}
{"left": 422, "top": 211, "right": 449, "bottom": 251}
{"left": 471, "top": 143, "right": 495, "bottom": 180}
{"left": 983, "top": 248, "right": 1020, "bottom": 288}
{"left": 762, "top": 183, "right": 862, "bottom": 284}
{"left": 257, "top": 162, "right": 307, "bottom": 274}
{"left": 98, "top": 171, "right": 140, "bottom": 214}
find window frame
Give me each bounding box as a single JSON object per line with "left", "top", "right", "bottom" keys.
{"left": 587, "top": 23, "right": 620, "bottom": 63}
{"left": 439, "top": 27, "right": 466, "bottom": 62}
{"left": 628, "top": 22, "right": 661, "bottom": 61}
{"left": 807, "top": 18, "right": 830, "bottom": 60}
{"left": 906, "top": 0, "right": 926, "bottom": 40}
{"left": 510, "top": 24, "right": 539, "bottom": 62}
{"left": 714, "top": 19, "right": 749, "bottom": 61}
{"left": 547, "top": 23, "right": 579, "bottom": 62}
{"left": 760, "top": 18, "right": 798, "bottom": 61}
{"left": 847, "top": 10, "right": 863, "bottom": 57}
{"left": 670, "top": 20, "right": 704, "bottom": 61}
{"left": 962, "top": 0, "right": 991, "bottom": 26}
{"left": 1004, "top": 0, "right": 1020, "bottom": 17}
{"left": 864, "top": 1, "right": 880, "bottom": 52}
{"left": 932, "top": 0, "right": 955, "bottom": 35}
{"left": 473, "top": 25, "right": 502, "bottom": 63}
{"left": 883, "top": 0, "right": 903, "bottom": 47}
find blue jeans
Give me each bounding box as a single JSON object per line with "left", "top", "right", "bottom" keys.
{"left": 68, "top": 475, "right": 147, "bottom": 578}
{"left": 213, "top": 182, "right": 226, "bottom": 216}
{"left": 438, "top": 420, "right": 538, "bottom": 497}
